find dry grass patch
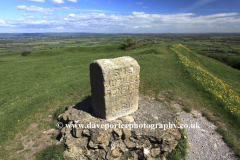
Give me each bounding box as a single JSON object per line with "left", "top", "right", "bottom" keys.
{"left": 7, "top": 124, "right": 59, "bottom": 160}
{"left": 3, "top": 107, "right": 62, "bottom": 160}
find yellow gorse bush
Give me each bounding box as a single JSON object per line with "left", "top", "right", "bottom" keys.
{"left": 170, "top": 44, "right": 240, "bottom": 115}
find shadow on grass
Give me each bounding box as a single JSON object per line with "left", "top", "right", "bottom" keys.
{"left": 73, "top": 95, "right": 93, "bottom": 113}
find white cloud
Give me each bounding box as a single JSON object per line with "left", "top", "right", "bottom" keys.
{"left": 2, "top": 11, "right": 240, "bottom": 33}
{"left": 0, "top": 19, "right": 16, "bottom": 27}
{"left": 16, "top": 5, "right": 75, "bottom": 13}
{"left": 17, "top": 5, "right": 27, "bottom": 10}
{"left": 44, "top": 12, "right": 54, "bottom": 16}
{"left": 68, "top": 14, "right": 75, "bottom": 17}
{"left": 68, "top": 0, "right": 77, "bottom": 2}
{"left": 16, "top": 5, "right": 54, "bottom": 13}
{"left": 67, "top": 12, "right": 240, "bottom": 26}
{"left": 93, "top": 1, "right": 98, "bottom": 4}
{"left": 22, "top": 14, "right": 35, "bottom": 19}
{"left": 0, "top": 20, "right": 5, "bottom": 24}
{"left": 143, "top": 25, "right": 151, "bottom": 28}
{"left": 51, "top": 0, "right": 64, "bottom": 4}
{"left": 27, "top": 16, "right": 35, "bottom": 19}
{"left": 17, "top": 18, "right": 25, "bottom": 22}
{"left": 200, "top": 12, "right": 238, "bottom": 18}
{"left": 57, "top": 26, "right": 64, "bottom": 29}
{"left": 61, "top": 7, "right": 74, "bottom": 10}
{"left": 142, "top": 6, "right": 148, "bottom": 8}
{"left": 42, "top": 16, "right": 55, "bottom": 20}
{"left": 27, "top": 0, "right": 76, "bottom": 4}
{"left": 28, "top": 0, "right": 45, "bottom": 2}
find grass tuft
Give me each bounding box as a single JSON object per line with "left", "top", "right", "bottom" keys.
{"left": 166, "top": 128, "right": 187, "bottom": 160}
{"left": 182, "top": 107, "right": 192, "bottom": 113}
{"left": 202, "top": 112, "right": 215, "bottom": 123}
{"left": 120, "top": 151, "right": 133, "bottom": 160}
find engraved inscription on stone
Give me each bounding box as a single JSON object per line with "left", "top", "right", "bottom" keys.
{"left": 90, "top": 56, "right": 140, "bottom": 120}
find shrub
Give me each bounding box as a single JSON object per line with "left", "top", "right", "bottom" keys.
{"left": 22, "top": 51, "right": 31, "bottom": 56}
{"left": 125, "top": 43, "right": 145, "bottom": 51}
{"left": 118, "top": 37, "right": 147, "bottom": 51}
{"left": 118, "top": 37, "right": 136, "bottom": 50}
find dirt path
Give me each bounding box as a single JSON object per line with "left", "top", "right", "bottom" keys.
{"left": 172, "top": 103, "right": 237, "bottom": 160}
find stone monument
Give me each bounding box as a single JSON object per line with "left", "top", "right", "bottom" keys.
{"left": 90, "top": 56, "right": 140, "bottom": 120}
{"left": 60, "top": 56, "right": 182, "bottom": 160}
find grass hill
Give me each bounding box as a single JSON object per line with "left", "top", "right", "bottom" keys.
{"left": 0, "top": 41, "right": 239, "bottom": 159}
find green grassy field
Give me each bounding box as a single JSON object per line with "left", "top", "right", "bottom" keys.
{"left": 0, "top": 40, "right": 240, "bottom": 159}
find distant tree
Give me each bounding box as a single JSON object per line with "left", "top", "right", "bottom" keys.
{"left": 118, "top": 37, "right": 136, "bottom": 50}
{"left": 22, "top": 51, "right": 31, "bottom": 56}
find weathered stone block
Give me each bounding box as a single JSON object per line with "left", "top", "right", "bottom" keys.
{"left": 90, "top": 56, "right": 140, "bottom": 120}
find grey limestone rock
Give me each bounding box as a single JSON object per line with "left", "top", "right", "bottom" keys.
{"left": 112, "top": 128, "right": 123, "bottom": 140}
{"left": 122, "top": 128, "right": 132, "bottom": 140}
{"left": 151, "top": 148, "right": 161, "bottom": 157}
{"left": 124, "top": 139, "right": 136, "bottom": 149}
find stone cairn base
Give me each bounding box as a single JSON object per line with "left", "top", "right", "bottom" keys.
{"left": 60, "top": 94, "right": 182, "bottom": 160}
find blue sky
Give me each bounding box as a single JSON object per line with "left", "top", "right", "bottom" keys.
{"left": 0, "top": 0, "right": 240, "bottom": 33}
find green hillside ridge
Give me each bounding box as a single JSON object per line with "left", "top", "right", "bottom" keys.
{"left": 170, "top": 44, "right": 240, "bottom": 115}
